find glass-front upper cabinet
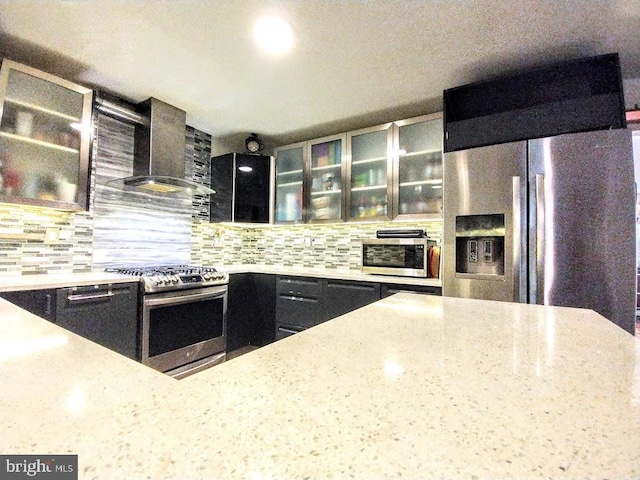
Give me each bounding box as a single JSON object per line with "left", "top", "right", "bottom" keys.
{"left": 274, "top": 141, "right": 306, "bottom": 223}
{"left": 308, "top": 133, "right": 345, "bottom": 222}
{"left": 346, "top": 123, "right": 393, "bottom": 221}
{"left": 394, "top": 113, "right": 443, "bottom": 219}
{"left": 0, "top": 60, "right": 93, "bottom": 210}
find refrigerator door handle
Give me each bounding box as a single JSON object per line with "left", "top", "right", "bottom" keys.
{"left": 535, "top": 173, "right": 545, "bottom": 304}
{"left": 512, "top": 176, "right": 523, "bottom": 303}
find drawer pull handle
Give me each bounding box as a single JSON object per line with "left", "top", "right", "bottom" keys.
{"left": 67, "top": 291, "right": 114, "bottom": 302}
{"left": 278, "top": 327, "right": 299, "bottom": 335}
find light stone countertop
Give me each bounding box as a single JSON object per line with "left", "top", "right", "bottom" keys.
{"left": 0, "top": 266, "right": 441, "bottom": 292}
{"left": 0, "top": 272, "right": 140, "bottom": 292}
{"left": 222, "top": 264, "right": 443, "bottom": 287}
{"left": 1, "top": 293, "right": 639, "bottom": 479}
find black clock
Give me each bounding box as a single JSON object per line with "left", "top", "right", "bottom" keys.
{"left": 245, "top": 133, "right": 264, "bottom": 153}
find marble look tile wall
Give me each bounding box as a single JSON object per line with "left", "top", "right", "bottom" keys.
{"left": 193, "top": 220, "right": 442, "bottom": 271}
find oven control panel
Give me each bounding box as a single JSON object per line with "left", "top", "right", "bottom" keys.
{"left": 142, "top": 271, "right": 229, "bottom": 292}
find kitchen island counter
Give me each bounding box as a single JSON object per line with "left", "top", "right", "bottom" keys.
{"left": 1, "top": 294, "right": 638, "bottom": 479}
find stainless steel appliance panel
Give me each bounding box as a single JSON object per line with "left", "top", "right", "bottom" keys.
{"left": 527, "top": 129, "right": 636, "bottom": 333}
{"left": 361, "top": 238, "right": 430, "bottom": 277}
{"left": 443, "top": 141, "right": 527, "bottom": 302}
{"left": 141, "top": 284, "right": 227, "bottom": 375}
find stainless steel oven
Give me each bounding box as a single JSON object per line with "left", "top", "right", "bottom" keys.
{"left": 142, "top": 284, "right": 227, "bottom": 379}
{"left": 107, "top": 265, "right": 228, "bottom": 379}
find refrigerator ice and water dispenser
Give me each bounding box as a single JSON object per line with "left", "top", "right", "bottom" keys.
{"left": 455, "top": 214, "right": 505, "bottom": 277}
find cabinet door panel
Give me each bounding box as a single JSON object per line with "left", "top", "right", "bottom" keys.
{"left": 0, "top": 289, "right": 57, "bottom": 321}
{"left": 56, "top": 283, "right": 139, "bottom": 359}
{"left": 395, "top": 114, "right": 443, "bottom": 219}
{"left": 274, "top": 143, "right": 305, "bottom": 223}
{"left": 0, "top": 60, "right": 92, "bottom": 210}
{"left": 276, "top": 276, "right": 323, "bottom": 297}
{"left": 276, "top": 295, "right": 323, "bottom": 328}
{"left": 347, "top": 124, "right": 393, "bottom": 221}
{"left": 234, "top": 154, "right": 271, "bottom": 223}
{"left": 210, "top": 153, "right": 234, "bottom": 222}
{"left": 323, "top": 280, "right": 380, "bottom": 320}
{"left": 226, "top": 273, "right": 254, "bottom": 351}
{"left": 381, "top": 283, "right": 442, "bottom": 298}
{"left": 308, "top": 134, "right": 345, "bottom": 222}
{"left": 252, "top": 273, "right": 276, "bottom": 346}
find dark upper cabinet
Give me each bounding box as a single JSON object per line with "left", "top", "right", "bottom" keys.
{"left": 443, "top": 53, "right": 626, "bottom": 152}
{"left": 210, "top": 153, "right": 272, "bottom": 223}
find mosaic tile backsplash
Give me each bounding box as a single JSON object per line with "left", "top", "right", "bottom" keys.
{"left": 193, "top": 220, "right": 442, "bottom": 271}
{"left": 0, "top": 205, "right": 92, "bottom": 276}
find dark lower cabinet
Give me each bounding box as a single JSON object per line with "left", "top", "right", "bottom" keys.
{"left": 227, "top": 273, "right": 276, "bottom": 352}
{"left": 3, "top": 283, "right": 139, "bottom": 359}
{"left": 276, "top": 324, "right": 304, "bottom": 340}
{"left": 381, "top": 283, "right": 442, "bottom": 297}
{"left": 275, "top": 276, "right": 324, "bottom": 335}
{"left": 274, "top": 276, "right": 440, "bottom": 340}
{"left": 56, "top": 282, "right": 139, "bottom": 360}
{"left": 277, "top": 294, "right": 323, "bottom": 328}
{"left": 252, "top": 273, "right": 276, "bottom": 346}
{"left": 323, "top": 279, "right": 380, "bottom": 321}
{"left": 1, "top": 288, "right": 57, "bottom": 321}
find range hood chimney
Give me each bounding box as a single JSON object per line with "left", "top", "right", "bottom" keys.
{"left": 104, "top": 97, "right": 214, "bottom": 196}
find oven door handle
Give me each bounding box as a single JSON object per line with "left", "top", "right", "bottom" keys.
{"left": 144, "top": 288, "right": 227, "bottom": 307}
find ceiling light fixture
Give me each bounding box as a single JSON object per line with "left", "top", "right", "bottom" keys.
{"left": 253, "top": 15, "right": 294, "bottom": 55}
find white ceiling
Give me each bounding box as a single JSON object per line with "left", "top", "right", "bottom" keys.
{"left": 1, "top": 0, "right": 640, "bottom": 154}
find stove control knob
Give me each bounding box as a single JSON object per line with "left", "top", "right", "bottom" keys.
{"left": 154, "top": 277, "right": 163, "bottom": 285}
{"left": 204, "top": 272, "right": 212, "bottom": 280}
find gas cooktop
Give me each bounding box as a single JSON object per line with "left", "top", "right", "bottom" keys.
{"left": 106, "top": 265, "right": 228, "bottom": 293}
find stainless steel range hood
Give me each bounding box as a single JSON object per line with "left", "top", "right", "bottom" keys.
{"left": 102, "top": 97, "right": 214, "bottom": 196}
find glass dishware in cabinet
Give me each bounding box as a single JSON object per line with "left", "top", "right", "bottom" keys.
{"left": 0, "top": 60, "right": 93, "bottom": 210}
{"left": 308, "top": 134, "right": 345, "bottom": 222}
{"left": 394, "top": 113, "right": 443, "bottom": 218}
{"left": 274, "top": 142, "right": 305, "bottom": 223}
{"left": 347, "top": 123, "right": 393, "bottom": 221}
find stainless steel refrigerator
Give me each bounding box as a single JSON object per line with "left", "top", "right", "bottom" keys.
{"left": 442, "top": 129, "right": 636, "bottom": 335}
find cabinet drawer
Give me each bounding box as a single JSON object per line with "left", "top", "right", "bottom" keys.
{"left": 276, "top": 294, "right": 323, "bottom": 328}
{"left": 275, "top": 323, "right": 305, "bottom": 340}
{"left": 276, "top": 276, "right": 323, "bottom": 297}
{"left": 56, "top": 282, "right": 139, "bottom": 360}
{"left": 381, "top": 283, "right": 442, "bottom": 298}
{"left": 323, "top": 280, "right": 380, "bottom": 320}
